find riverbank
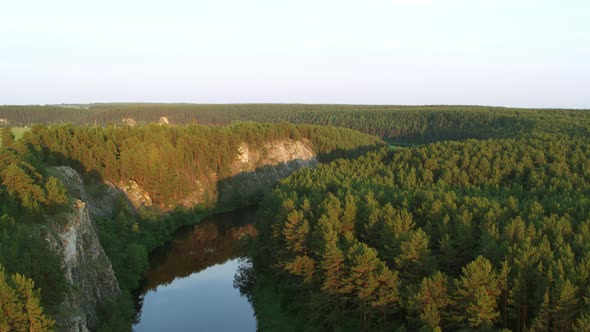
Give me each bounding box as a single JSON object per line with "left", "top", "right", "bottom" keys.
{"left": 95, "top": 203, "right": 259, "bottom": 331}
{"left": 133, "top": 206, "right": 258, "bottom": 331}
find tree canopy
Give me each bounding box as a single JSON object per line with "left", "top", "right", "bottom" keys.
{"left": 253, "top": 133, "right": 590, "bottom": 331}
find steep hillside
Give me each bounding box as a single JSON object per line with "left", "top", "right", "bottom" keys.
{"left": 46, "top": 167, "right": 120, "bottom": 332}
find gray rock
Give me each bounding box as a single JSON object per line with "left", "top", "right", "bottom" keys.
{"left": 46, "top": 167, "right": 121, "bottom": 332}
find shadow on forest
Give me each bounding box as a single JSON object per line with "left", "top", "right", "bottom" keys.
{"left": 214, "top": 143, "right": 383, "bottom": 208}
{"left": 38, "top": 141, "right": 382, "bottom": 212}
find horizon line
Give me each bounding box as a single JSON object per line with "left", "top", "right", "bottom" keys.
{"left": 1, "top": 102, "right": 588, "bottom": 111}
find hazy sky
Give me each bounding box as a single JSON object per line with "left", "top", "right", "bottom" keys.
{"left": 1, "top": 0, "right": 589, "bottom": 107}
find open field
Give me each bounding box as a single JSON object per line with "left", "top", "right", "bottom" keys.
{"left": 0, "top": 127, "right": 30, "bottom": 146}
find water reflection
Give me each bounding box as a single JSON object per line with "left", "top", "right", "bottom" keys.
{"left": 233, "top": 257, "right": 256, "bottom": 303}
{"left": 133, "top": 206, "right": 258, "bottom": 331}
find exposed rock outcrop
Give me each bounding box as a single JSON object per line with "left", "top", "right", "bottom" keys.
{"left": 234, "top": 140, "right": 316, "bottom": 171}
{"left": 118, "top": 179, "right": 153, "bottom": 208}
{"left": 122, "top": 118, "right": 137, "bottom": 126}
{"left": 159, "top": 116, "right": 170, "bottom": 125}
{"left": 121, "top": 138, "right": 317, "bottom": 210}
{"left": 217, "top": 140, "right": 317, "bottom": 205}
{"left": 46, "top": 167, "right": 121, "bottom": 332}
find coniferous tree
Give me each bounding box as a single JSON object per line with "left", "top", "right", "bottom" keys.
{"left": 0, "top": 127, "right": 15, "bottom": 149}
{"left": 408, "top": 271, "right": 452, "bottom": 330}
{"left": 44, "top": 177, "right": 68, "bottom": 213}
{"left": 453, "top": 256, "right": 500, "bottom": 328}
{"left": 0, "top": 265, "right": 54, "bottom": 332}
{"left": 394, "top": 229, "right": 435, "bottom": 283}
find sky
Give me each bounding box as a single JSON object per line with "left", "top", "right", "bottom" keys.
{"left": 1, "top": 0, "right": 589, "bottom": 108}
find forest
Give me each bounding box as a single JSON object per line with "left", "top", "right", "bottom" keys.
{"left": 252, "top": 132, "right": 590, "bottom": 330}
{"left": 2, "top": 103, "right": 589, "bottom": 142}
{"left": 1, "top": 105, "right": 590, "bottom": 331}
{"left": 0, "top": 121, "right": 381, "bottom": 331}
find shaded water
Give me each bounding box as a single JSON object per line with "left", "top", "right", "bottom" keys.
{"left": 133, "top": 206, "right": 258, "bottom": 332}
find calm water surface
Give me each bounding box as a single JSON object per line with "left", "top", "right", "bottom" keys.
{"left": 133, "top": 207, "right": 258, "bottom": 332}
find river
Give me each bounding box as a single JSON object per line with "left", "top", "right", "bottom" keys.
{"left": 133, "top": 206, "right": 258, "bottom": 331}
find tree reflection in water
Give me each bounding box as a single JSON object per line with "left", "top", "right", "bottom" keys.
{"left": 233, "top": 257, "right": 256, "bottom": 303}
{"left": 134, "top": 206, "right": 258, "bottom": 323}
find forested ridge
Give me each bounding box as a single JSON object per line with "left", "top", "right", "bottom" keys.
{"left": 2, "top": 104, "right": 589, "bottom": 142}
{"left": 22, "top": 122, "right": 382, "bottom": 206}
{"left": 253, "top": 133, "right": 590, "bottom": 331}
{"left": 0, "top": 121, "right": 382, "bottom": 331}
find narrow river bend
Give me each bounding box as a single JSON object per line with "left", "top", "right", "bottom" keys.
{"left": 133, "top": 207, "right": 258, "bottom": 331}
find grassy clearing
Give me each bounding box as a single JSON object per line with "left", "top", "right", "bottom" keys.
{"left": 0, "top": 127, "right": 30, "bottom": 146}
{"left": 386, "top": 140, "right": 420, "bottom": 149}
{"left": 12, "top": 127, "right": 30, "bottom": 140}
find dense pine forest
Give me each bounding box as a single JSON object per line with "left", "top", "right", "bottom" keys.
{"left": 253, "top": 136, "right": 590, "bottom": 331}
{"left": 247, "top": 107, "right": 590, "bottom": 331}
{"left": 1, "top": 105, "right": 590, "bottom": 331}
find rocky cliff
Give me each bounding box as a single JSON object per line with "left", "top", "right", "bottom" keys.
{"left": 121, "top": 138, "right": 318, "bottom": 209}
{"left": 46, "top": 166, "right": 121, "bottom": 332}
{"left": 216, "top": 139, "right": 317, "bottom": 206}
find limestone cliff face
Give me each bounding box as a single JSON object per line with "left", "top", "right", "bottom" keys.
{"left": 122, "top": 139, "right": 318, "bottom": 209}
{"left": 216, "top": 139, "right": 317, "bottom": 206}
{"left": 118, "top": 179, "right": 153, "bottom": 208}
{"left": 46, "top": 166, "right": 121, "bottom": 332}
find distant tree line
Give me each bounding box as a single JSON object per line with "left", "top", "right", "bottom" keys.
{"left": 2, "top": 104, "right": 589, "bottom": 141}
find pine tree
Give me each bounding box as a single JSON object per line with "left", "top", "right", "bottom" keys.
{"left": 0, "top": 265, "right": 54, "bottom": 332}
{"left": 0, "top": 164, "right": 46, "bottom": 215}
{"left": 454, "top": 256, "right": 501, "bottom": 328}
{"left": 12, "top": 273, "right": 55, "bottom": 332}
{"left": 282, "top": 210, "right": 310, "bottom": 256}
{"left": 44, "top": 177, "right": 68, "bottom": 213}
{"left": 394, "top": 229, "right": 435, "bottom": 283}
{"left": 529, "top": 289, "right": 550, "bottom": 332}
{"left": 0, "top": 266, "right": 22, "bottom": 332}
{"left": 0, "top": 127, "right": 15, "bottom": 148}
{"left": 320, "top": 241, "right": 350, "bottom": 319}
{"left": 408, "top": 271, "right": 451, "bottom": 330}
{"left": 341, "top": 192, "right": 357, "bottom": 235}
{"left": 346, "top": 242, "right": 382, "bottom": 331}
{"left": 371, "top": 263, "right": 400, "bottom": 324}
{"left": 498, "top": 260, "right": 511, "bottom": 329}
{"left": 551, "top": 279, "right": 579, "bottom": 331}
{"left": 573, "top": 314, "right": 590, "bottom": 332}
{"left": 284, "top": 255, "right": 316, "bottom": 284}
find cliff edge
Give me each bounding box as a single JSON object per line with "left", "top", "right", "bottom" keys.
{"left": 119, "top": 138, "right": 318, "bottom": 209}
{"left": 46, "top": 166, "right": 121, "bottom": 332}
